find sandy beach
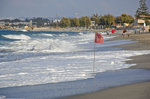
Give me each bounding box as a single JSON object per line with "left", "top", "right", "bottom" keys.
{"left": 60, "top": 32, "right": 150, "bottom": 99}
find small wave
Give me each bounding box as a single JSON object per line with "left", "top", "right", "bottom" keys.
{"left": 22, "top": 30, "right": 28, "bottom": 32}
{"left": 0, "top": 96, "right": 6, "bottom": 99}
{"left": 59, "top": 33, "right": 68, "bottom": 37}
{"left": 0, "top": 72, "right": 28, "bottom": 78}
{"left": 42, "top": 33, "right": 53, "bottom": 37}
{"left": 2, "top": 34, "right": 31, "bottom": 40}
{"left": 79, "top": 32, "right": 84, "bottom": 35}
{"left": 3, "top": 38, "right": 77, "bottom": 52}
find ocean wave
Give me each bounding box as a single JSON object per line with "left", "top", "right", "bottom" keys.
{"left": 0, "top": 50, "right": 150, "bottom": 88}
{"left": 41, "top": 33, "right": 53, "bottom": 37}
{"left": 59, "top": 33, "right": 69, "bottom": 37}
{"left": 2, "top": 38, "right": 77, "bottom": 52}
{"left": 2, "top": 34, "right": 31, "bottom": 40}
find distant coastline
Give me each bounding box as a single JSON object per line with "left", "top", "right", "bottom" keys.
{"left": 0, "top": 26, "right": 107, "bottom": 32}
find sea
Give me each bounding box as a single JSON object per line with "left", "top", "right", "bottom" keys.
{"left": 0, "top": 30, "right": 150, "bottom": 99}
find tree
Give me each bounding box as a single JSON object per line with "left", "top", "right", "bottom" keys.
{"left": 91, "top": 14, "right": 99, "bottom": 25}
{"left": 25, "top": 18, "right": 30, "bottom": 22}
{"left": 85, "top": 17, "right": 91, "bottom": 27}
{"left": 12, "top": 19, "right": 22, "bottom": 22}
{"left": 79, "top": 16, "right": 91, "bottom": 27}
{"left": 115, "top": 13, "right": 134, "bottom": 24}
{"left": 99, "top": 14, "right": 115, "bottom": 27}
{"left": 99, "top": 16, "right": 105, "bottom": 25}
{"left": 59, "top": 17, "right": 71, "bottom": 28}
{"left": 115, "top": 16, "right": 122, "bottom": 25}
{"left": 70, "top": 18, "right": 80, "bottom": 27}
{"left": 136, "top": 0, "right": 149, "bottom": 17}
{"left": 126, "top": 15, "right": 134, "bottom": 23}
{"left": 31, "top": 17, "right": 50, "bottom": 27}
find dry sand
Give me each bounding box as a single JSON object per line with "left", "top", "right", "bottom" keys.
{"left": 60, "top": 32, "right": 150, "bottom": 99}
{"left": 112, "top": 33, "right": 150, "bottom": 50}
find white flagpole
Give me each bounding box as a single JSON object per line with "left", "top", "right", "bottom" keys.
{"left": 93, "top": 32, "right": 104, "bottom": 73}
{"left": 93, "top": 42, "right": 96, "bottom": 73}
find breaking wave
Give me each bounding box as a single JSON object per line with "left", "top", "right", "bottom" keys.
{"left": 2, "top": 38, "right": 76, "bottom": 52}
{"left": 2, "top": 34, "right": 31, "bottom": 40}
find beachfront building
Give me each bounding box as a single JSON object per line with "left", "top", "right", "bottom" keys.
{"left": 136, "top": 15, "right": 150, "bottom": 32}
{"left": 0, "top": 20, "right": 30, "bottom": 28}
{"left": 91, "top": 21, "right": 95, "bottom": 26}
{"left": 136, "top": 19, "right": 146, "bottom": 27}
{"left": 53, "top": 19, "right": 61, "bottom": 23}
{"left": 135, "top": 0, "right": 150, "bottom": 32}
{"left": 0, "top": 22, "right": 5, "bottom": 26}
{"left": 135, "top": 18, "right": 150, "bottom": 32}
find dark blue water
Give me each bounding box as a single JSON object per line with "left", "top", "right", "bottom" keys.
{"left": 0, "top": 30, "right": 81, "bottom": 40}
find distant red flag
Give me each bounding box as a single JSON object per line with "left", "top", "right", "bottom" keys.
{"left": 112, "top": 29, "right": 116, "bottom": 33}
{"left": 95, "top": 32, "right": 104, "bottom": 43}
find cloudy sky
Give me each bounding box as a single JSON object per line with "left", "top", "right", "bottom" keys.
{"left": 0, "top": 0, "right": 150, "bottom": 18}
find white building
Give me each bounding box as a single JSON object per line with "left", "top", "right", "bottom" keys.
{"left": 91, "top": 21, "right": 95, "bottom": 26}
{"left": 0, "top": 22, "right": 5, "bottom": 26}
{"left": 53, "top": 19, "right": 61, "bottom": 23}
{"left": 137, "top": 19, "right": 146, "bottom": 27}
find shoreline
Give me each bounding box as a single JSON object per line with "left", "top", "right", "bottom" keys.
{"left": 61, "top": 32, "right": 150, "bottom": 99}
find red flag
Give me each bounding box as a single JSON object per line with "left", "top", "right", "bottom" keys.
{"left": 95, "top": 32, "right": 104, "bottom": 43}
{"left": 112, "top": 29, "right": 116, "bottom": 33}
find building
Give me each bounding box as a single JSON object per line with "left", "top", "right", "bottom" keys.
{"left": 0, "top": 22, "right": 5, "bottom": 26}
{"left": 137, "top": 19, "right": 146, "bottom": 27}
{"left": 90, "top": 21, "right": 95, "bottom": 26}
{"left": 53, "top": 19, "right": 61, "bottom": 23}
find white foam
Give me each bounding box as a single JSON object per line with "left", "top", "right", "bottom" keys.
{"left": 79, "top": 32, "right": 84, "bottom": 35}
{"left": 20, "top": 29, "right": 28, "bottom": 32}
{"left": 42, "top": 33, "right": 53, "bottom": 37}
{"left": 59, "top": 33, "right": 69, "bottom": 37}
{"left": 1, "top": 38, "right": 77, "bottom": 52}
{"left": 0, "top": 32, "right": 108, "bottom": 53}
{"left": 0, "top": 50, "right": 150, "bottom": 88}
{"left": 1, "top": 31, "right": 150, "bottom": 88}
{"left": 2, "top": 34, "right": 31, "bottom": 40}
{"left": 0, "top": 96, "right": 6, "bottom": 99}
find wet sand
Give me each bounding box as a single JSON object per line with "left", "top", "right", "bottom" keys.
{"left": 62, "top": 82, "right": 150, "bottom": 99}
{"left": 61, "top": 32, "right": 150, "bottom": 99}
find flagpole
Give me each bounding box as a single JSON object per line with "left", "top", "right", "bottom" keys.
{"left": 93, "top": 42, "right": 96, "bottom": 73}
{"left": 93, "top": 32, "right": 104, "bottom": 73}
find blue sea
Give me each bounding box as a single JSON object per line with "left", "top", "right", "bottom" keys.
{"left": 0, "top": 30, "right": 150, "bottom": 99}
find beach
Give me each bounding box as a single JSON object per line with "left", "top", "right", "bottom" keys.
{"left": 1, "top": 30, "right": 150, "bottom": 99}
{"left": 1, "top": 0, "right": 150, "bottom": 98}
{"left": 60, "top": 32, "right": 150, "bottom": 99}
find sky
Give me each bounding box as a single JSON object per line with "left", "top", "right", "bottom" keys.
{"left": 0, "top": 0, "right": 150, "bottom": 18}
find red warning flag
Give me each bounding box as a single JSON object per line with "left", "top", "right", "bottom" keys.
{"left": 95, "top": 32, "right": 104, "bottom": 43}
{"left": 112, "top": 29, "right": 116, "bottom": 33}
